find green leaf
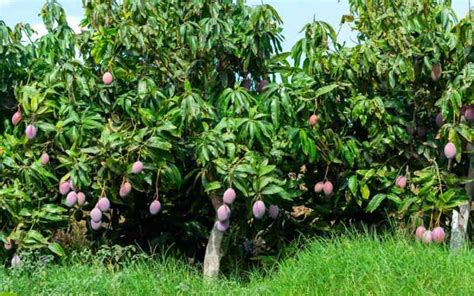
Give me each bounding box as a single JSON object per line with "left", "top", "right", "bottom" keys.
{"left": 314, "top": 84, "right": 338, "bottom": 98}
{"left": 342, "top": 146, "right": 354, "bottom": 167}
{"left": 348, "top": 175, "right": 358, "bottom": 196}
{"left": 81, "top": 147, "right": 100, "bottom": 154}
{"left": 261, "top": 184, "right": 284, "bottom": 195}
{"left": 233, "top": 178, "right": 249, "bottom": 197}
{"left": 366, "top": 194, "right": 386, "bottom": 213}
{"left": 138, "top": 79, "right": 147, "bottom": 99}
{"left": 48, "top": 242, "right": 65, "bottom": 257}
{"left": 235, "top": 164, "right": 255, "bottom": 175}
{"left": 146, "top": 137, "right": 172, "bottom": 151}
{"left": 389, "top": 71, "right": 396, "bottom": 88}
{"left": 259, "top": 165, "right": 276, "bottom": 177}
{"left": 204, "top": 181, "right": 222, "bottom": 193}
{"left": 387, "top": 194, "right": 402, "bottom": 204}
{"left": 19, "top": 208, "right": 32, "bottom": 216}
{"left": 340, "top": 14, "right": 354, "bottom": 24}
{"left": 36, "top": 122, "right": 56, "bottom": 133}
{"left": 360, "top": 183, "right": 370, "bottom": 200}
{"left": 25, "top": 230, "right": 48, "bottom": 245}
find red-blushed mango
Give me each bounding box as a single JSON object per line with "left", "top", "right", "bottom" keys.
{"left": 11, "top": 111, "right": 22, "bottom": 126}
{"left": 90, "top": 208, "right": 102, "bottom": 223}
{"left": 217, "top": 205, "right": 231, "bottom": 222}
{"left": 91, "top": 220, "right": 101, "bottom": 230}
{"left": 149, "top": 200, "right": 161, "bottom": 215}
{"left": 431, "top": 64, "right": 442, "bottom": 81}
{"left": 97, "top": 197, "right": 110, "bottom": 211}
{"left": 132, "top": 160, "right": 143, "bottom": 174}
{"left": 314, "top": 182, "right": 324, "bottom": 193}
{"left": 257, "top": 79, "right": 268, "bottom": 93}
{"left": 223, "top": 188, "right": 236, "bottom": 205}
{"left": 69, "top": 181, "right": 77, "bottom": 191}
{"left": 40, "top": 153, "right": 50, "bottom": 165}
{"left": 422, "top": 230, "right": 432, "bottom": 244}
{"left": 25, "top": 124, "right": 37, "bottom": 140}
{"left": 435, "top": 113, "right": 443, "bottom": 127}
{"left": 216, "top": 219, "right": 229, "bottom": 232}
{"left": 432, "top": 227, "right": 446, "bottom": 244}
{"left": 241, "top": 79, "right": 251, "bottom": 90}
{"left": 119, "top": 181, "right": 132, "bottom": 197}
{"left": 395, "top": 176, "right": 407, "bottom": 189}
{"left": 416, "top": 126, "right": 427, "bottom": 138}
{"left": 4, "top": 239, "right": 13, "bottom": 250}
{"left": 465, "top": 107, "right": 474, "bottom": 121}
{"left": 77, "top": 192, "right": 86, "bottom": 206}
{"left": 323, "top": 181, "right": 333, "bottom": 196}
{"left": 65, "top": 192, "right": 77, "bottom": 208}
{"left": 309, "top": 114, "right": 318, "bottom": 126}
{"left": 269, "top": 205, "right": 279, "bottom": 219}
{"left": 444, "top": 142, "right": 456, "bottom": 159}
{"left": 102, "top": 72, "right": 113, "bottom": 85}
{"left": 11, "top": 254, "right": 22, "bottom": 268}
{"left": 415, "top": 226, "right": 426, "bottom": 241}
{"left": 59, "top": 181, "right": 70, "bottom": 195}
{"left": 252, "top": 200, "right": 266, "bottom": 219}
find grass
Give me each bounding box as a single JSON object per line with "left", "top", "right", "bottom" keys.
{"left": 1, "top": 233, "right": 473, "bottom": 295}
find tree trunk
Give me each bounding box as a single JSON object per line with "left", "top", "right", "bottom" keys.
{"left": 203, "top": 192, "right": 223, "bottom": 278}
{"left": 450, "top": 144, "right": 473, "bottom": 250}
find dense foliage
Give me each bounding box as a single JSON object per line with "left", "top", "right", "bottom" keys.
{"left": 287, "top": 0, "right": 473, "bottom": 227}
{"left": 1, "top": 0, "right": 472, "bottom": 267}
{"left": 0, "top": 0, "right": 299, "bottom": 261}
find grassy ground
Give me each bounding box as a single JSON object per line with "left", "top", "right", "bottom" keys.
{"left": 1, "top": 233, "right": 473, "bottom": 295}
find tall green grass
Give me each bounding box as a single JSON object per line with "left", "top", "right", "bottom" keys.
{"left": 1, "top": 233, "right": 473, "bottom": 295}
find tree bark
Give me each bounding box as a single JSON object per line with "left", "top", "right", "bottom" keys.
{"left": 203, "top": 192, "right": 223, "bottom": 278}
{"left": 450, "top": 144, "right": 473, "bottom": 250}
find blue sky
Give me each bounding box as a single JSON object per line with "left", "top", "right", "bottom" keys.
{"left": 0, "top": 0, "right": 471, "bottom": 50}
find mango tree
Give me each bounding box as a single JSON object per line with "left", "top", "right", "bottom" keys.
{"left": 1, "top": 0, "right": 309, "bottom": 275}
{"left": 286, "top": 0, "right": 473, "bottom": 243}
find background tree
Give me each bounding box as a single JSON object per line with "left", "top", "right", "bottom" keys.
{"left": 288, "top": 0, "right": 472, "bottom": 238}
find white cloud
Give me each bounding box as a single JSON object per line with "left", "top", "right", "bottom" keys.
{"left": 66, "top": 15, "right": 82, "bottom": 34}
{"left": 30, "top": 23, "right": 47, "bottom": 40}
{"left": 29, "top": 15, "right": 82, "bottom": 40}
{"left": 0, "top": 0, "right": 13, "bottom": 9}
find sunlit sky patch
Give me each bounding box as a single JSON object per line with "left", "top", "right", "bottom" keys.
{"left": 0, "top": 0, "right": 471, "bottom": 49}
